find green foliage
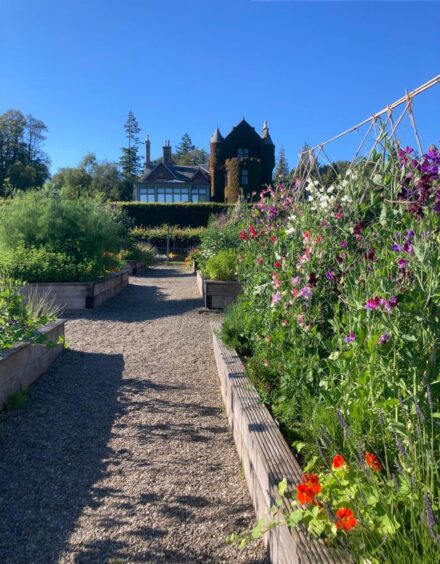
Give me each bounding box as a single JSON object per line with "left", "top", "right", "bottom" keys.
{"left": 0, "top": 189, "right": 127, "bottom": 282}
{"left": 119, "top": 111, "right": 142, "bottom": 180}
{"left": 173, "top": 133, "right": 209, "bottom": 165}
{"left": 203, "top": 249, "right": 237, "bottom": 281}
{"left": 5, "top": 389, "right": 28, "bottom": 410}
{"left": 131, "top": 225, "right": 204, "bottom": 249}
{"left": 0, "top": 276, "right": 57, "bottom": 350}
{"left": 220, "top": 141, "right": 440, "bottom": 561}
{"left": 51, "top": 153, "right": 130, "bottom": 200}
{"left": 274, "top": 145, "right": 289, "bottom": 180}
{"left": 118, "top": 202, "right": 232, "bottom": 228}
{"left": 0, "top": 109, "right": 50, "bottom": 195}
{"left": 121, "top": 242, "right": 155, "bottom": 266}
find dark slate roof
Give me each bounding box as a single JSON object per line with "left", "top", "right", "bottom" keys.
{"left": 139, "top": 163, "right": 210, "bottom": 184}
{"left": 211, "top": 127, "right": 224, "bottom": 143}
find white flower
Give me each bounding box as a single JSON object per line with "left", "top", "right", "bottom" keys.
{"left": 286, "top": 226, "right": 296, "bottom": 235}
{"left": 342, "top": 179, "right": 348, "bottom": 187}
{"left": 345, "top": 169, "right": 352, "bottom": 177}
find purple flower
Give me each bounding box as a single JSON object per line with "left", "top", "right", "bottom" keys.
{"left": 291, "top": 276, "right": 301, "bottom": 287}
{"left": 365, "top": 296, "right": 381, "bottom": 310}
{"left": 344, "top": 332, "right": 356, "bottom": 343}
{"left": 378, "top": 333, "right": 391, "bottom": 345}
{"left": 397, "top": 258, "right": 409, "bottom": 269}
{"left": 298, "top": 286, "right": 313, "bottom": 300}
{"left": 392, "top": 244, "right": 402, "bottom": 252}
{"left": 403, "top": 240, "right": 413, "bottom": 254}
{"left": 325, "top": 271, "right": 335, "bottom": 280}
{"left": 340, "top": 241, "right": 348, "bottom": 249}
{"left": 407, "top": 229, "right": 415, "bottom": 240}
{"left": 388, "top": 296, "right": 398, "bottom": 309}
{"left": 271, "top": 292, "right": 282, "bottom": 305}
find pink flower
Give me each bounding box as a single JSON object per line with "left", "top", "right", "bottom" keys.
{"left": 340, "top": 241, "right": 348, "bottom": 248}
{"left": 291, "top": 276, "right": 301, "bottom": 287}
{"left": 378, "top": 333, "right": 391, "bottom": 345}
{"left": 344, "top": 332, "right": 356, "bottom": 343}
{"left": 365, "top": 296, "right": 381, "bottom": 310}
{"left": 299, "top": 286, "right": 313, "bottom": 300}
{"left": 272, "top": 292, "right": 282, "bottom": 305}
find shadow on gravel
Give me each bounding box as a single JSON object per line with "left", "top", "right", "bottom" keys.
{"left": 0, "top": 349, "right": 124, "bottom": 564}
{"left": 64, "top": 279, "right": 204, "bottom": 324}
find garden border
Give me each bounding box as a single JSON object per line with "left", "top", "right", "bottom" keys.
{"left": 126, "top": 260, "right": 146, "bottom": 275}
{"left": 22, "top": 269, "right": 130, "bottom": 310}
{"left": 0, "top": 320, "right": 65, "bottom": 410}
{"left": 212, "top": 323, "right": 340, "bottom": 564}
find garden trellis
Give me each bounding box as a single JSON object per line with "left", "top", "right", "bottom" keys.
{"left": 292, "top": 74, "right": 440, "bottom": 191}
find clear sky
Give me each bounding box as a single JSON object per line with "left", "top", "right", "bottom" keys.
{"left": 1, "top": 0, "right": 439, "bottom": 173}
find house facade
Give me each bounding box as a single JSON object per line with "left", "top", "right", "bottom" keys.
{"left": 133, "top": 138, "right": 210, "bottom": 203}
{"left": 210, "top": 119, "right": 275, "bottom": 202}
{"left": 133, "top": 120, "right": 275, "bottom": 203}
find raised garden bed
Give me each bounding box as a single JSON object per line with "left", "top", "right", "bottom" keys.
{"left": 126, "top": 260, "right": 146, "bottom": 275}
{"left": 212, "top": 323, "right": 340, "bottom": 564}
{"left": 0, "top": 320, "right": 65, "bottom": 410}
{"left": 204, "top": 279, "right": 242, "bottom": 310}
{"left": 22, "top": 269, "right": 130, "bottom": 310}
{"left": 196, "top": 270, "right": 205, "bottom": 297}
{"left": 196, "top": 271, "right": 242, "bottom": 310}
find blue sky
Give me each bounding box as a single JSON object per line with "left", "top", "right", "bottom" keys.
{"left": 1, "top": 0, "right": 439, "bottom": 173}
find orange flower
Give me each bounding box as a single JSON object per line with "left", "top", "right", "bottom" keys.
{"left": 332, "top": 454, "right": 347, "bottom": 470}
{"left": 336, "top": 508, "right": 357, "bottom": 531}
{"left": 296, "top": 473, "right": 322, "bottom": 505}
{"left": 365, "top": 451, "right": 382, "bottom": 472}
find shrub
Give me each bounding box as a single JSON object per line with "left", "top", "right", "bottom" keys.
{"left": 203, "top": 249, "right": 237, "bottom": 281}
{"left": 117, "top": 202, "right": 232, "bottom": 228}
{"left": 0, "top": 189, "right": 127, "bottom": 282}
{"left": 131, "top": 225, "right": 204, "bottom": 253}
{"left": 121, "top": 242, "right": 155, "bottom": 266}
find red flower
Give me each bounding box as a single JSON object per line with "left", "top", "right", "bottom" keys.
{"left": 249, "top": 225, "right": 258, "bottom": 239}
{"left": 270, "top": 235, "right": 277, "bottom": 243}
{"left": 332, "top": 454, "right": 347, "bottom": 470}
{"left": 240, "top": 230, "right": 248, "bottom": 241}
{"left": 274, "top": 261, "right": 282, "bottom": 269}
{"left": 335, "top": 508, "right": 357, "bottom": 531}
{"left": 365, "top": 451, "right": 382, "bottom": 472}
{"left": 296, "top": 473, "right": 322, "bottom": 505}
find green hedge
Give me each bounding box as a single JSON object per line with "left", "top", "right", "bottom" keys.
{"left": 117, "top": 202, "right": 232, "bottom": 228}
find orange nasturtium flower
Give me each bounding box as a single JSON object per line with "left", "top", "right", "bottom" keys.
{"left": 332, "top": 454, "right": 347, "bottom": 470}
{"left": 365, "top": 451, "right": 382, "bottom": 472}
{"left": 296, "top": 473, "right": 322, "bottom": 505}
{"left": 335, "top": 508, "right": 357, "bottom": 531}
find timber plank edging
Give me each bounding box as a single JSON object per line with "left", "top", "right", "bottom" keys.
{"left": 0, "top": 319, "right": 65, "bottom": 409}
{"left": 211, "top": 323, "right": 341, "bottom": 564}
{"left": 22, "top": 270, "right": 129, "bottom": 310}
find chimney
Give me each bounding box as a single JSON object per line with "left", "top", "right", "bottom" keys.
{"left": 163, "top": 140, "right": 172, "bottom": 165}
{"left": 145, "top": 134, "right": 151, "bottom": 167}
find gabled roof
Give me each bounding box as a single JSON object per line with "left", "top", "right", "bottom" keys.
{"left": 139, "top": 162, "right": 210, "bottom": 184}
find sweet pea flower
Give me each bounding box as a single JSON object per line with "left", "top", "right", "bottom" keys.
{"left": 365, "top": 296, "right": 381, "bottom": 310}
{"left": 344, "top": 332, "right": 356, "bottom": 343}
{"left": 326, "top": 271, "right": 335, "bottom": 280}
{"left": 340, "top": 240, "right": 348, "bottom": 248}
{"left": 271, "top": 292, "right": 282, "bottom": 305}
{"left": 378, "top": 333, "right": 391, "bottom": 345}
{"left": 291, "top": 276, "right": 301, "bottom": 287}
{"left": 298, "top": 286, "right": 313, "bottom": 300}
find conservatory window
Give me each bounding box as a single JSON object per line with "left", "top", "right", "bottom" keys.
{"left": 192, "top": 187, "right": 208, "bottom": 202}
{"left": 241, "top": 169, "right": 249, "bottom": 186}
{"left": 139, "top": 187, "right": 155, "bottom": 202}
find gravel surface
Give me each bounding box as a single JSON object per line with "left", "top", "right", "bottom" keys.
{"left": 0, "top": 265, "right": 268, "bottom": 563}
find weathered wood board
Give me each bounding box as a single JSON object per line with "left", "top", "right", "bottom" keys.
{"left": 212, "top": 324, "right": 341, "bottom": 564}
{"left": 0, "top": 320, "right": 65, "bottom": 410}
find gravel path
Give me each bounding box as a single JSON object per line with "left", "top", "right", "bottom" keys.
{"left": 0, "top": 265, "right": 268, "bottom": 563}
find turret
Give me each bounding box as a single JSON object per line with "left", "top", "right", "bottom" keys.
{"left": 261, "top": 121, "right": 275, "bottom": 185}
{"left": 210, "top": 127, "right": 225, "bottom": 201}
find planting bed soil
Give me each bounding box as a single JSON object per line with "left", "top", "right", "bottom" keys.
{"left": 22, "top": 269, "right": 129, "bottom": 310}
{"left": 0, "top": 265, "right": 267, "bottom": 563}
{"left": 212, "top": 324, "right": 339, "bottom": 564}
{"left": 0, "top": 320, "right": 65, "bottom": 410}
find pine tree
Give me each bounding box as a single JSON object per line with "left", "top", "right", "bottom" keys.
{"left": 274, "top": 145, "right": 289, "bottom": 179}
{"left": 119, "top": 111, "right": 141, "bottom": 180}
{"left": 174, "top": 133, "right": 195, "bottom": 162}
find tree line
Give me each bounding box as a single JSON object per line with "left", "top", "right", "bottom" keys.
{"left": 0, "top": 109, "right": 209, "bottom": 200}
